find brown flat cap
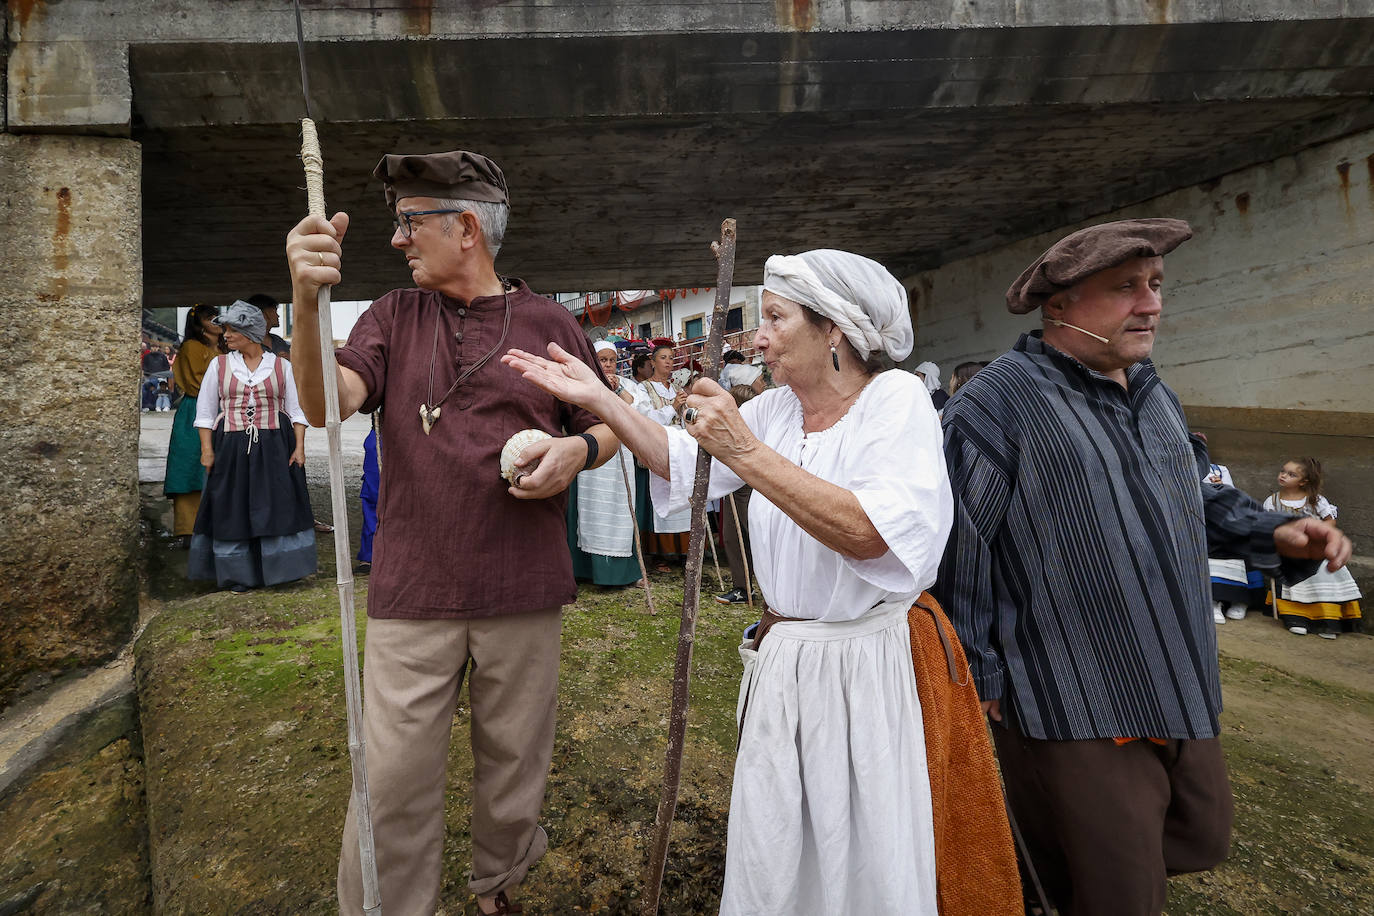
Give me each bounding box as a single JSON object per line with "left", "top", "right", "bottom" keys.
{"left": 1006, "top": 218, "right": 1192, "bottom": 314}
{"left": 373, "top": 150, "right": 509, "bottom": 211}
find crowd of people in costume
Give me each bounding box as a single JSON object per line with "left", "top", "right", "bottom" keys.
{"left": 127, "top": 141, "right": 1364, "bottom": 915}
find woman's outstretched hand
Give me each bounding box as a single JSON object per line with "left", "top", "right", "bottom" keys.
{"left": 502, "top": 343, "right": 609, "bottom": 410}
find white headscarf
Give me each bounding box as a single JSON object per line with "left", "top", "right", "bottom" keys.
{"left": 763, "top": 249, "right": 913, "bottom": 362}
{"left": 593, "top": 340, "right": 617, "bottom": 355}
{"left": 914, "top": 361, "right": 941, "bottom": 394}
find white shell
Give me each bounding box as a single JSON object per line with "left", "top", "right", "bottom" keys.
{"left": 500, "top": 429, "right": 553, "bottom": 483}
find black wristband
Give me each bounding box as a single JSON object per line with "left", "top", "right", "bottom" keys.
{"left": 579, "top": 432, "right": 599, "bottom": 470}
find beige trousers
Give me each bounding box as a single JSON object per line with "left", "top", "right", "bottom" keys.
{"left": 338, "top": 608, "right": 562, "bottom": 915}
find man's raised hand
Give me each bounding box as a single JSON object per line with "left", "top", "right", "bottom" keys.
{"left": 287, "top": 212, "right": 349, "bottom": 302}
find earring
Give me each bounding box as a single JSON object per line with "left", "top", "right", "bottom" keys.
{"left": 831, "top": 342, "right": 840, "bottom": 372}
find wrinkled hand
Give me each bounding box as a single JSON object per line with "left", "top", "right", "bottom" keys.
{"left": 1274, "top": 516, "right": 1353, "bottom": 572}
{"left": 507, "top": 434, "right": 585, "bottom": 500}
{"left": 981, "top": 699, "right": 1002, "bottom": 722}
{"left": 681, "top": 378, "right": 758, "bottom": 461}
{"left": 287, "top": 212, "right": 349, "bottom": 302}
{"left": 289, "top": 447, "right": 306, "bottom": 468}
{"left": 502, "top": 343, "right": 611, "bottom": 412}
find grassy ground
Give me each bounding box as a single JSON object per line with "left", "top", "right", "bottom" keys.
{"left": 5, "top": 480, "right": 1371, "bottom": 914}
{"left": 134, "top": 562, "right": 749, "bottom": 915}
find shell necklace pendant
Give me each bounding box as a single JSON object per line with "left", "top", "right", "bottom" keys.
{"left": 419, "top": 404, "right": 441, "bottom": 435}
{"left": 419, "top": 283, "right": 514, "bottom": 436}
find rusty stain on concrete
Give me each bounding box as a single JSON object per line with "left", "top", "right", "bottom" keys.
{"left": 40, "top": 187, "right": 72, "bottom": 303}
{"left": 1234, "top": 192, "right": 1250, "bottom": 215}
{"left": 1366, "top": 154, "right": 1374, "bottom": 208}
{"left": 402, "top": 0, "right": 433, "bottom": 36}
{"left": 11, "top": 0, "right": 44, "bottom": 30}
{"left": 779, "top": 0, "right": 815, "bottom": 31}
{"left": 1148, "top": 0, "right": 1172, "bottom": 26}
{"left": 1337, "top": 159, "right": 1352, "bottom": 217}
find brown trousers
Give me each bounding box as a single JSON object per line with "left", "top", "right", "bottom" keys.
{"left": 172, "top": 491, "right": 201, "bottom": 536}
{"left": 338, "top": 608, "right": 562, "bottom": 916}
{"left": 992, "top": 724, "right": 1233, "bottom": 916}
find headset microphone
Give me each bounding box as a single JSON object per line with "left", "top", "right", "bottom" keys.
{"left": 1047, "top": 319, "right": 1110, "bottom": 344}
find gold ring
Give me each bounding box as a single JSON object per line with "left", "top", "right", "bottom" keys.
{"left": 316, "top": 252, "right": 325, "bottom": 266}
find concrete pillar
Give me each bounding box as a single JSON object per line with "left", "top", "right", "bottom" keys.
{"left": 0, "top": 134, "right": 142, "bottom": 705}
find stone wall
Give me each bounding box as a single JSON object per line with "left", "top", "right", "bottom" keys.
{"left": 0, "top": 134, "right": 143, "bottom": 706}
{"left": 901, "top": 126, "right": 1374, "bottom": 594}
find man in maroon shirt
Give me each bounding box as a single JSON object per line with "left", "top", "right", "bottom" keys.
{"left": 287, "top": 150, "right": 619, "bottom": 916}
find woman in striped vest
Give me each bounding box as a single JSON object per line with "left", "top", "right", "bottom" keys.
{"left": 188, "top": 300, "right": 316, "bottom": 593}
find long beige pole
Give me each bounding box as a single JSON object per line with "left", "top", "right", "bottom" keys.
{"left": 300, "top": 118, "right": 382, "bottom": 916}
{"left": 641, "top": 219, "right": 737, "bottom": 916}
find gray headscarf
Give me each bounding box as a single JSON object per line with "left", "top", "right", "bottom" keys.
{"left": 214, "top": 300, "right": 268, "bottom": 344}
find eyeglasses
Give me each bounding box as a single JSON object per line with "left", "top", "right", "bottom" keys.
{"left": 392, "top": 208, "right": 465, "bottom": 239}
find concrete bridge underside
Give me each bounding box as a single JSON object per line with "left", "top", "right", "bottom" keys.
{"left": 116, "top": 18, "right": 1374, "bottom": 304}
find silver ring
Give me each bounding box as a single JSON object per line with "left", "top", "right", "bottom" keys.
{"left": 683, "top": 407, "right": 699, "bottom": 424}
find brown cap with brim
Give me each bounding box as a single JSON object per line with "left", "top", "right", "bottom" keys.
{"left": 373, "top": 150, "right": 509, "bottom": 211}
{"left": 1005, "top": 218, "right": 1193, "bottom": 314}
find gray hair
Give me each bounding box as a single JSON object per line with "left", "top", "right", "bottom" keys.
{"left": 435, "top": 197, "right": 509, "bottom": 259}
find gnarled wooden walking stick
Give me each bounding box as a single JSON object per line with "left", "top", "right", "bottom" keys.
{"left": 293, "top": 3, "right": 381, "bottom": 912}
{"left": 641, "top": 219, "right": 737, "bottom": 916}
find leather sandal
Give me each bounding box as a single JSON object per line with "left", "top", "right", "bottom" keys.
{"left": 476, "top": 891, "right": 522, "bottom": 915}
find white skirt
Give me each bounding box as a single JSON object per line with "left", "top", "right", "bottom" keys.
{"left": 721, "top": 602, "right": 938, "bottom": 916}
{"left": 1280, "top": 563, "right": 1362, "bottom": 604}
{"left": 1208, "top": 557, "right": 1248, "bottom": 586}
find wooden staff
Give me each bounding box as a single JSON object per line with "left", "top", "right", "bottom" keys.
{"left": 705, "top": 512, "right": 725, "bottom": 593}
{"left": 300, "top": 118, "right": 382, "bottom": 916}
{"left": 617, "top": 447, "right": 657, "bottom": 616}
{"left": 641, "top": 219, "right": 737, "bottom": 916}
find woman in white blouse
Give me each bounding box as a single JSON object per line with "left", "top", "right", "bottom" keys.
{"left": 504, "top": 250, "right": 953, "bottom": 915}
{"left": 188, "top": 300, "right": 316, "bottom": 593}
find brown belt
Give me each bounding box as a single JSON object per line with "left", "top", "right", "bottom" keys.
{"left": 749, "top": 606, "right": 806, "bottom": 651}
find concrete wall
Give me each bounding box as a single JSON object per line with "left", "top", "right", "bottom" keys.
{"left": 903, "top": 127, "right": 1374, "bottom": 411}
{"left": 0, "top": 134, "right": 143, "bottom": 706}
{"left": 903, "top": 126, "right": 1374, "bottom": 596}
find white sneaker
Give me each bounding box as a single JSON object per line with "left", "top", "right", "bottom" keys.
{"left": 1225, "top": 605, "right": 1248, "bottom": 621}
{"left": 1288, "top": 626, "right": 1308, "bottom": 636}
{"left": 1213, "top": 603, "right": 1226, "bottom": 624}
{"left": 1319, "top": 632, "right": 1338, "bottom": 640}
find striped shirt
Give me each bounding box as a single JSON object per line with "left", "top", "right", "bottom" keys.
{"left": 932, "top": 332, "right": 1312, "bottom": 741}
